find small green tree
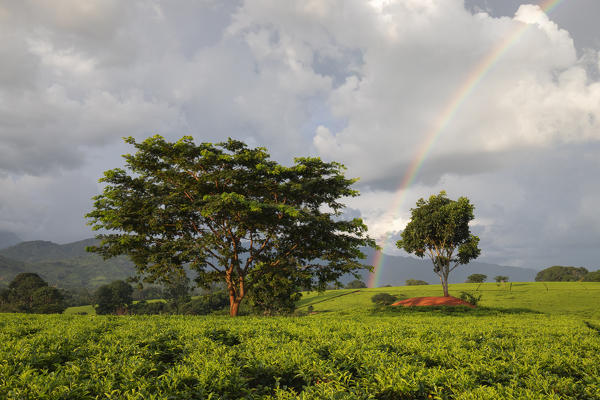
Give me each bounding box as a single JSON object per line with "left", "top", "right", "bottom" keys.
{"left": 346, "top": 279, "right": 367, "bottom": 289}
{"left": 405, "top": 279, "right": 429, "bottom": 286}
{"left": 94, "top": 280, "right": 133, "bottom": 315}
{"left": 397, "top": 191, "right": 481, "bottom": 297}
{"left": 246, "top": 261, "right": 308, "bottom": 315}
{"left": 466, "top": 274, "right": 487, "bottom": 283}
{"left": 86, "top": 136, "right": 375, "bottom": 316}
{"left": 494, "top": 275, "right": 509, "bottom": 283}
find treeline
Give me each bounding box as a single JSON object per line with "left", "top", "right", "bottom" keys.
{"left": 535, "top": 266, "right": 600, "bottom": 282}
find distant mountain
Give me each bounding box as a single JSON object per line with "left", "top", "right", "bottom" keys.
{"left": 0, "top": 238, "right": 537, "bottom": 290}
{"left": 0, "top": 238, "right": 98, "bottom": 263}
{"left": 0, "top": 230, "right": 21, "bottom": 250}
{"left": 0, "top": 255, "right": 27, "bottom": 287}
{"left": 347, "top": 248, "right": 537, "bottom": 286}
{"left": 0, "top": 239, "right": 136, "bottom": 289}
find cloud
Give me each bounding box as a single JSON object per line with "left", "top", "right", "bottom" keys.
{"left": 1, "top": 0, "right": 600, "bottom": 270}
{"left": 313, "top": 3, "right": 600, "bottom": 187}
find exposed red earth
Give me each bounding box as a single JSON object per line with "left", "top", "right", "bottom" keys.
{"left": 392, "top": 296, "right": 475, "bottom": 308}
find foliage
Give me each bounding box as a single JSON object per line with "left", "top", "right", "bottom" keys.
{"left": 0, "top": 273, "right": 65, "bottom": 314}
{"left": 86, "top": 136, "right": 375, "bottom": 316}
{"left": 94, "top": 280, "right": 133, "bottom": 315}
{"left": 245, "top": 262, "right": 307, "bottom": 315}
{"left": 131, "top": 290, "right": 230, "bottom": 316}
{"left": 535, "top": 265, "right": 589, "bottom": 282}
{"left": 458, "top": 291, "right": 482, "bottom": 306}
{"left": 371, "top": 292, "right": 397, "bottom": 306}
{"left": 405, "top": 279, "right": 429, "bottom": 286}
{"left": 161, "top": 272, "right": 192, "bottom": 313}
{"left": 345, "top": 279, "right": 367, "bottom": 289}
{"left": 494, "top": 275, "right": 509, "bottom": 283}
{"left": 132, "top": 285, "right": 164, "bottom": 301}
{"left": 2, "top": 307, "right": 600, "bottom": 399}
{"left": 466, "top": 273, "right": 486, "bottom": 283}
{"left": 397, "top": 191, "right": 480, "bottom": 296}
{"left": 180, "top": 291, "right": 229, "bottom": 315}
{"left": 583, "top": 270, "right": 600, "bottom": 282}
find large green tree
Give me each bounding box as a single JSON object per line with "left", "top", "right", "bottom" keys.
{"left": 86, "top": 136, "right": 374, "bottom": 316}
{"left": 396, "top": 191, "right": 480, "bottom": 297}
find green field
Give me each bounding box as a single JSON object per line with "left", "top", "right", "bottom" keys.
{"left": 3, "top": 282, "right": 600, "bottom": 399}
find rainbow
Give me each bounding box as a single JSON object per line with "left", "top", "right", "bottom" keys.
{"left": 368, "top": 0, "right": 565, "bottom": 287}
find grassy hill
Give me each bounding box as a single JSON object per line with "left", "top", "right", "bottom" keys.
{"left": 297, "top": 281, "right": 600, "bottom": 319}
{"left": 64, "top": 281, "right": 600, "bottom": 319}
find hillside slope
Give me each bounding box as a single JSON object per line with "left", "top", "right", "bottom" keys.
{"left": 0, "top": 238, "right": 538, "bottom": 289}
{"left": 0, "top": 239, "right": 136, "bottom": 288}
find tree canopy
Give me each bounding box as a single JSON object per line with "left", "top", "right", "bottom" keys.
{"left": 466, "top": 273, "right": 487, "bottom": 283}
{"left": 0, "top": 273, "right": 65, "bottom": 313}
{"left": 94, "top": 280, "right": 134, "bottom": 315}
{"left": 396, "top": 191, "right": 480, "bottom": 296}
{"left": 86, "top": 136, "right": 375, "bottom": 316}
{"left": 535, "top": 266, "right": 588, "bottom": 282}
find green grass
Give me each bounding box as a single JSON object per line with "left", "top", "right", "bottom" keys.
{"left": 4, "top": 282, "right": 600, "bottom": 399}
{"left": 299, "top": 282, "right": 600, "bottom": 319}
{"left": 62, "top": 304, "right": 95, "bottom": 315}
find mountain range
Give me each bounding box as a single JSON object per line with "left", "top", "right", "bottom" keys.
{"left": 356, "top": 248, "right": 537, "bottom": 286}
{"left": 0, "top": 235, "right": 538, "bottom": 289}
{"left": 0, "top": 239, "right": 135, "bottom": 289}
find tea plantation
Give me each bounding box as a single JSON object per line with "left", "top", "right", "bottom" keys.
{"left": 2, "top": 282, "right": 600, "bottom": 399}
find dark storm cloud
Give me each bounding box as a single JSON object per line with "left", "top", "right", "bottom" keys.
{"left": 0, "top": 0, "right": 599, "bottom": 272}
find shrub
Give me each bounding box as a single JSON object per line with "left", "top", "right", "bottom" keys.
{"left": 466, "top": 274, "right": 486, "bottom": 283}
{"left": 371, "top": 293, "right": 397, "bottom": 306}
{"left": 459, "top": 291, "right": 481, "bottom": 306}
{"left": 346, "top": 279, "right": 367, "bottom": 289}
{"left": 406, "top": 279, "right": 428, "bottom": 286}
{"left": 535, "top": 266, "right": 588, "bottom": 282}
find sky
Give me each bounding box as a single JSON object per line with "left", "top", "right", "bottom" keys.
{"left": 1, "top": 0, "right": 599, "bottom": 270}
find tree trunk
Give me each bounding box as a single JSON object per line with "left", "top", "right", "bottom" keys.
{"left": 229, "top": 297, "right": 240, "bottom": 317}
{"left": 226, "top": 274, "right": 245, "bottom": 317}
{"left": 437, "top": 270, "right": 450, "bottom": 297}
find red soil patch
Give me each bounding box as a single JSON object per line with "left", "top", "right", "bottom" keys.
{"left": 391, "top": 296, "right": 475, "bottom": 308}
